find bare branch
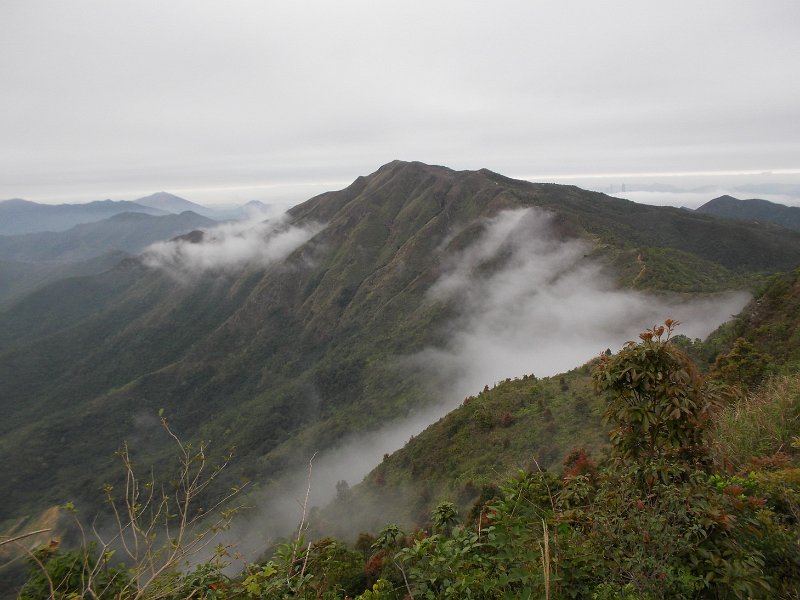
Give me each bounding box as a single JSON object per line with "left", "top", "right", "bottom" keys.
{"left": 0, "top": 529, "right": 51, "bottom": 547}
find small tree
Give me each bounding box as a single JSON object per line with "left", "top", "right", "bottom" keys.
{"left": 18, "top": 416, "right": 243, "bottom": 600}
{"left": 593, "top": 320, "right": 722, "bottom": 468}
{"left": 370, "top": 524, "right": 402, "bottom": 553}
{"left": 431, "top": 501, "right": 459, "bottom": 534}
{"left": 711, "top": 336, "right": 770, "bottom": 391}
{"left": 589, "top": 321, "right": 772, "bottom": 597}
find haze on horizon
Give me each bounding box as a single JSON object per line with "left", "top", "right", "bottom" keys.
{"left": 2, "top": 1, "right": 799, "bottom": 207}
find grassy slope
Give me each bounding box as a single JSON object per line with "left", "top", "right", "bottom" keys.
{"left": 318, "top": 364, "right": 606, "bottom": 536}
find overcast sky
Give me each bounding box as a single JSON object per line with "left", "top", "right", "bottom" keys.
{"left": 2, "top": 1, "right": 799, "bottom": 206}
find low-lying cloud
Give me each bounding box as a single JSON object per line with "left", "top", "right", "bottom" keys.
{"left": 222, "top": 404, "right": 450, "bottom": 560}
{"left": 142, "top": 214, "right": 323, "bottom": 276}
{"left": 416, "top": 208, "right": 750, "bottom": 400}
{"left": 224, "top": 207, "right": 750, "bottom": 559}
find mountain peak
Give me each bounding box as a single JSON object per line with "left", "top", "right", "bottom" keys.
{"left": 0, "top": 198, "right": 36, "bottom": 206}
{"left": 374, "top": 159, "right": 459, "bottom": 178}
{"left": 706, "top": 194, "right": 740, "bottom": 204}
{"left": 697, "top": 194, "right": 800, "bottom": 231}
{"left": 137, "top": 191, "right": 186, "bottom": 202}
{"left": 133, "top": 192, "right": 215, "bottom": 217}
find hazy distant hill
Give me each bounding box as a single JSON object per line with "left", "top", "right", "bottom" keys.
{"left": 216, "top": 199, "right": 275, "bottom": 219}
{"left": 696, "top": 195, "right": 800, "bottom": 231}
{"left": 0, "top": 210, "right": 216, "bottom": 263}
{"left": 0, "top": 211, "right": 216, "bottom": 307}
{"left": 134, "top": 191, "right": 219, "bottom": 218}
{"left": 3, "top": 161, "right": 800, "bottom": 525}
{"left": 0, "top": 198, "right": 167, "bottom": 235}
{"left": 240, "top": 199, "right": 271, "bottom": 212}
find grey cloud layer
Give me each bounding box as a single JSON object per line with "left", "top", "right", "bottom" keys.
{"left": 1, "top": 1, "right": 799, "bottom": 203}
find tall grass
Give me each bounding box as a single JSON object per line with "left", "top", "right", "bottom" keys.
{"left": 711, "top": 375, "right": 800, "bottom": 469}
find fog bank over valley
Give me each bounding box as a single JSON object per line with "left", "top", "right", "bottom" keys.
{"left": 142, "top": 214, "right": 324, "bottom": 278}
{"left": 225, "top": 207, "right": 750, "bottom": 555}
{"left": 416, "top": 208, "right": 750, "bottom": 400}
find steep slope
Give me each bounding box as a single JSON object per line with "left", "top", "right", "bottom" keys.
{"left": 0, "top": 252, "right": 127, "bottom": 309}
{"left": 0, "top": 198, "right": 166, "bottom": 235}
{"left": 3, "top": 161, "right": 800, "bottom": 525}
{"left": 700, "top": 267, "right": 800, "bottom": 372}
{"left": 697, "top": 195, "right": 800, "bottom": 231}
{"left": 319, "top": 364, "right": 606, "bottom": 535}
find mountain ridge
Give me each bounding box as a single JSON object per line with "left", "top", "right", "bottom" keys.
{"left": 0, "top": 198, "right": 168, "bottom": 235}
{"left": 2, "top": 160, "right": 800, "bottom": 526}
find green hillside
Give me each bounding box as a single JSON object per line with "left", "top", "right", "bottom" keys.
{"left": 4, "top": 162, "right": 800, "bottom": 599}
{"left": 0, "top": 252, "right": 128, "bottom": 309}
{"left": 698, "top": 267, "right": 800, "bottom": 374}
{"left": 13, "top": 321, "right": 799, "bottom": 599}
{"left": 317, "top": 364, "right": 606, "bottom": 537}
{"left": 3, "top": 160, "right": 800, "bottom": 527}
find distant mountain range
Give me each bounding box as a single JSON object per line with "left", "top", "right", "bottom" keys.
{"left": 0, "top": 193, "right": 271, "bottom": 305}
{"left": 0, "top": 210, "right": 215, "bottom": 263}
{"left": 696, "top": 194, "right": 800, "bottom": 231}
{"left": 3, "top": 160, "right": 800, "bottom": 530}
{"left": 0, "top": 198, "right": 167, "bottom": 235}
{"left": 0, "top": 193, "right": 272, "bottom": 236}
{"left": 0, "top": 210, "right": 217, "bottom": 307}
